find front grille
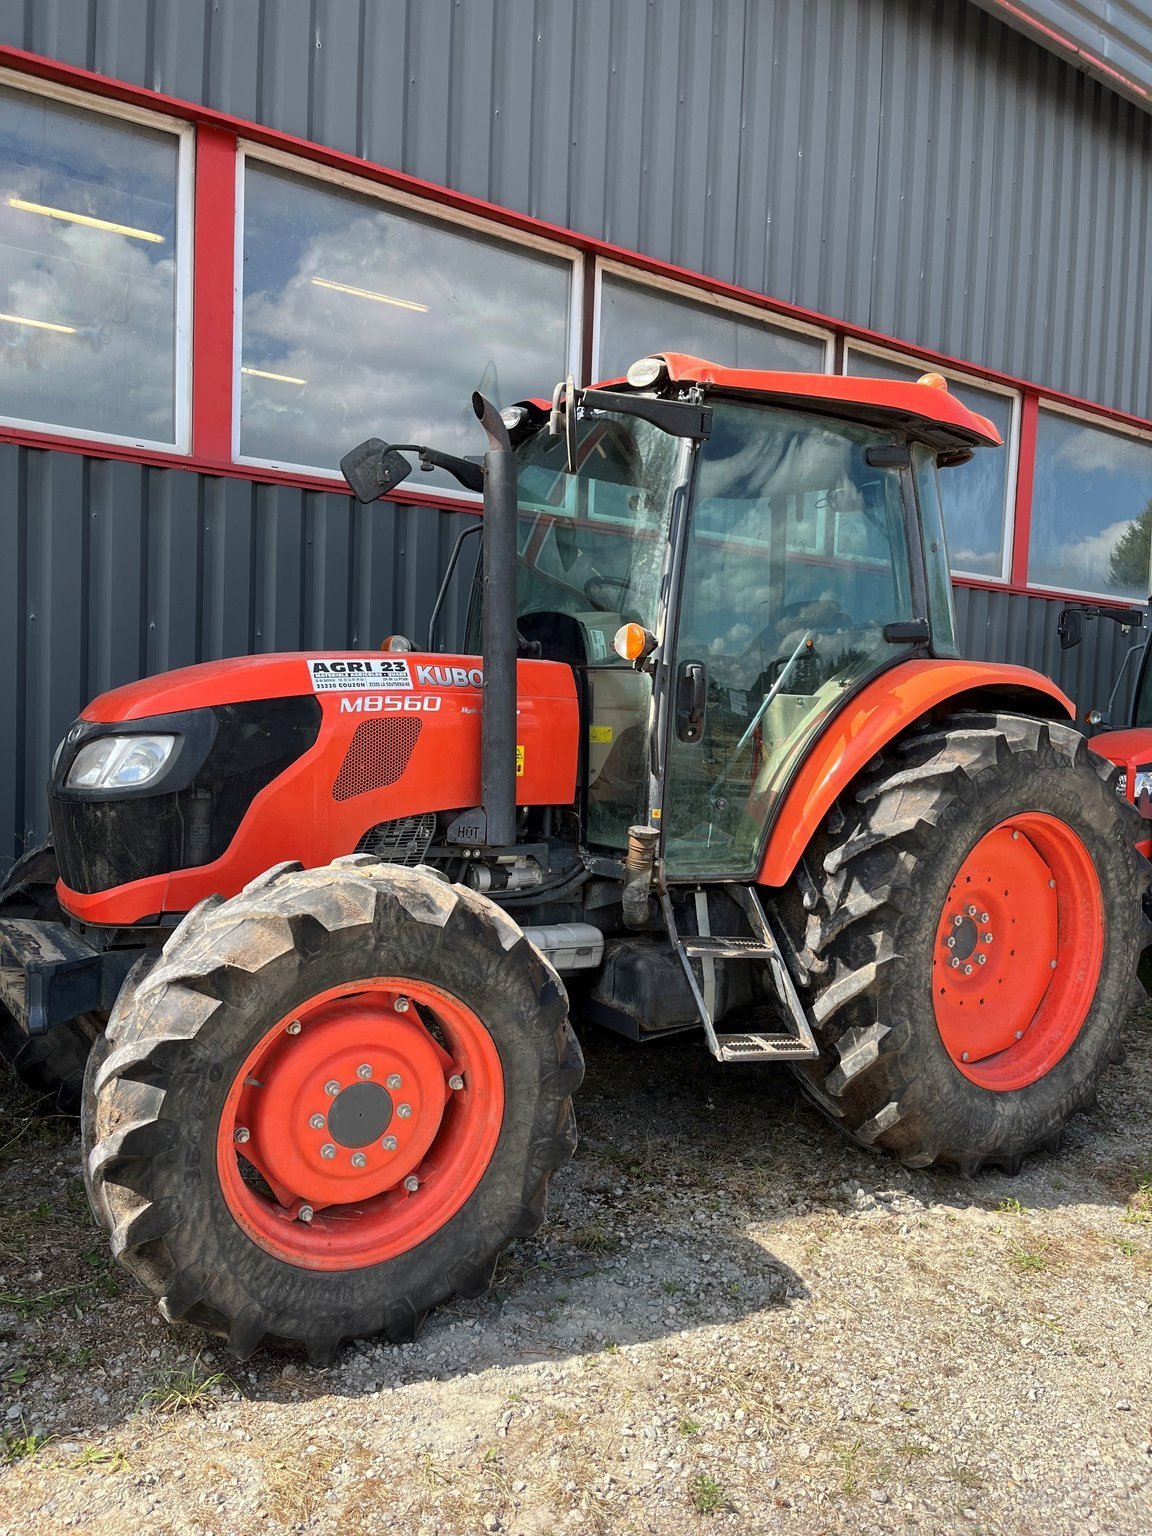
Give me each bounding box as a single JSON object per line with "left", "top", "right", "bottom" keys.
{"left": 354, "top": 813, "right": 437, "bottom": 866}
{"left": 332, "top": 717, "right": 423, "bottom": 801}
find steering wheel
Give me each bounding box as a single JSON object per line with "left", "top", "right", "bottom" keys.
{"left": 583, "top": 574, "right": 633, "bottom": 613}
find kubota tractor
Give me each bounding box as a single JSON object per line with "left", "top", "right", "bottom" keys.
{"left": 0, "top": 355, "right": 1144, "bottom": 1362}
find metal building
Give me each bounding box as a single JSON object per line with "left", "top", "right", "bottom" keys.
{"left": 1, "top": 0, "right": 1151, "bottom": 866}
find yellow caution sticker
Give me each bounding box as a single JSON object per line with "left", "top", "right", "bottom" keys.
{"left": 515, "top": 744, "right": 525, "bottom": 777}
{"left": 651, "top": 807, "right": 661, "bottom": 820}
{"left": 589, "top": 724, "right": 614, "bottom": 744}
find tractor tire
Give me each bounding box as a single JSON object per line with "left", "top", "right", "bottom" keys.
{"left": 781, "top": 711, "right": 1144, "bottom": 1173}
{"left": 0, "top": 843, "right": 98, "bottom": 1115}
{"left": 82, "top": 858, "right": 583, "bottom": 1362}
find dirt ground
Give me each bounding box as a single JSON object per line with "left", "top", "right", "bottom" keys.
{"left": 2, "top": 999, "right": 1151, "bottom": 1536}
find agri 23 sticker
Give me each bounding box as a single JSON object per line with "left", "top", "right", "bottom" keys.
{"left": 308, "top": 658, "right": 413, "bottom": 692}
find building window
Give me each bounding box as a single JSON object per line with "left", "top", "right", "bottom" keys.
{"left": 237, "top": 156, "right": 579, "bottom": 487}
{"left": 1028, "top": 408, "right": 1152, "bottom": 600}
{"left": 845, "top": 346, "right": 1016, "bottom": 580}
{"left": 596, "top": 268, "right": 829, "bottom": 381}
{"left": 0, "top": 80, "right": 188, "bottom": 448}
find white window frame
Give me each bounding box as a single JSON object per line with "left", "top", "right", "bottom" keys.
{"left": 592, "top": 259, "right": 835, "bottom": 382}
{"left": 843, "top": 339, "right": 1020, "bottom": 584}
{"left": 0, "top": 68, "right": 193, "bottom": 455}
{"left": 233, "top": 143, "right": 584, "bottom": 493}
{"left": 1028, "top": 397, "right": 1152, "bottom": 602}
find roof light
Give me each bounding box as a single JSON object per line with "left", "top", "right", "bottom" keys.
{"left": 500, "top": 405, "right": 528, "bottom": 430}
{"left": 310, "top": 277, "right": 428, "bottom": 313}
{"left": 8, "top": 196, "right": 164, "bottom": 243}
{"left": 613, "top": 622, "right": 657, "bottom": 663}
{"left": 381, "top": 635, "right": 414, "bottom": 652}
{"left": 626, "top": 355, "right": 666, "bottom": 389}
{"left": 917, "top": 371, "right": 949, "bottom": 390}
{"left": 0, "top": 311, "right": 76, "bottom": 334}
{"left": 241, "top": 365, "right": 307, "bottom": 385}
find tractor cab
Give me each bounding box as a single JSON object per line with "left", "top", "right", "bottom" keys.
{"left": 1058, "top": 599, "right": 1152, "bottom": 821}
{"left": 486, "top": 353, "right": 994, "bottom": 884}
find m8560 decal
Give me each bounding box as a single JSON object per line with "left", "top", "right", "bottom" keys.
{"left": 309, "top": 658, "right": 413, "bottom": 691}
{"left": 339, "top": 695, "right": 443, "bottom": 713}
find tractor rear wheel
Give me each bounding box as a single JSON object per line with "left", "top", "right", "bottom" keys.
{"left": 785, "top": 712, "right": 1143, "bottom": 1172}
{"left": 0, "top": 844, "right": 98, "bottom": 1114}
{"left": 82, "top": 859, "right": 582, "bottom": 1361}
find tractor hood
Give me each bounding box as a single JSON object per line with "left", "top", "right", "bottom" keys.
{"left": 53, "top": 652, "right": 579, "bottom": 925}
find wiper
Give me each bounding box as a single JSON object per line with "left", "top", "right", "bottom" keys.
{"left": 710, "top": 630, "right": 813, "bottom": 798}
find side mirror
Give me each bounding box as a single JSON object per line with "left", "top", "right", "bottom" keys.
{"left": 339, "top": 439, "right": 413, "bottom": 503}
{"left": 1057, "top": 608, "right": 1083, "bottom": 650}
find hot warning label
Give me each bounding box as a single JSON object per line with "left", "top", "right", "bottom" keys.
{"left": 308, "top": 658, "right": 413, "bottom": 692}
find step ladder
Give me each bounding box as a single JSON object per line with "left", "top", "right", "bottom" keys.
{"left": 662, "top": 885, "right": 819, "bottom": 1064}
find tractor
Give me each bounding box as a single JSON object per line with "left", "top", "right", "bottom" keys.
{"left": 0, "top": 353, "right": 1143, "bottom": 1363}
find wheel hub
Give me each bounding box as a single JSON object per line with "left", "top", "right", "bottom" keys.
{"left": 932, "top": 813, "right": 1103, "bottom": 1091}
{"left": 216, "top": 977, "right": 505, "bottom": 1270}
{"left": 326, "top": 1081, "right": 394, "bottom": 1147}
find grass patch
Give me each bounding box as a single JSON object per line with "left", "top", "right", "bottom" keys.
{"left": 2, "top": 1421, "right": 51, "bottom": 1464}
{"left": 144, "top": 1359, "right": 236, "bottom": 1414}
{"left": 690, "top": 1473, "right": 732, "bottom": 1515}
{"left": 569, "top": 1224, "right": 623, "bottom": 1256}
{"left": 0, "top": 1281, "right": 94, "bottom": 1318}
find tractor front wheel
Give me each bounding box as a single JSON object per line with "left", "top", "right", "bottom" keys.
{"left": 787, "top": 712, "right": 1143, "bottom": 1172}
{"left": 82, "top": 859, "right": 582, "bottom": 1361}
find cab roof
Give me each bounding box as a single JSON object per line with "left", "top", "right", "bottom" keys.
{"left": 604, "top": 351, "right": 1002, "bottom": 451}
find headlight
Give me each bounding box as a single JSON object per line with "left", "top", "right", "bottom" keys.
{"left": 65, "top": 734, "right": 178, "bottom": 790}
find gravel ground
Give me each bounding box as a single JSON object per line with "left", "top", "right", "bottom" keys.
{"left": 2, "top": 1000, "right": 1151, "bottom": 1536}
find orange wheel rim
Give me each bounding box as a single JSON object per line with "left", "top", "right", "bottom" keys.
{"left": 215, "top": 978, "right": 504, "bottom": 1270}
{"left": 932, "top": 813, "right": 1104, "bottom": 1091}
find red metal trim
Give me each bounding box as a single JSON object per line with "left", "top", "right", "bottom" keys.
{"left": 191, "top": 125, "right": 237, "bottom": 464}
{"left": 1010, "top": 393, "right": 1038, "bottom": 587}
{"left": 983, "top": 2, "right": 1149, "bottom": 103}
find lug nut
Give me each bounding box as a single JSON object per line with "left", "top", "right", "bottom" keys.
{"left": 403, "top": 1175, "right": 420, "bottom": 1192}
{"left": 298, "top": 1205, "right": 314, "bottom": 1223}
{"left": 947, "top": 936, "right": 956, "bottom": 949}
{"left": 325, "top": 1080, "right": 340, "bottom": 1096}
{"left": 286, "top": 1019, "right": 302, "bottom": 1035}
{"left": 1048, "top": 879, "right": 1056, "bottom": 889}
{"left": 309, "top": 1113, "right": 325, "bottom": 1130}
{"left": 351, "top": 1152, "right": 367, "bottom": 1169}
{"left": 1015, "top": 1030, "right": 1024, "bottom": 1041}
{"left": 980, "top": 912, "right": 989, "bottom": 923}
{"left": 1050, "top": 959, "right": 1058, "bottom": 969}
{"left": 961, "top": 1051, "right": 970, "bottom": 1062}
{"left": 963, "top": 964, "right": 972, "bottom": 975}
{"left": 967, "top": 905, "right": 977, "bottom": 917}
{"left": 397, "top": 1103, "right": 413, "bottom": 1119}
{"left": 984, "top": 933, "right": 994, "bottom": 944}
{"left": 394, "top": 996, "right": 411, "bottom": 1014}
{"left": 1012, "top": 830, "right": 1019, "bottom": 840}
{"left": 977, "top": 954, "right": 987, "bottom": 966}
{"left": 234, "top": 1126, "right": 250, "bottom": 1144}
{"left": 387, "top": 1073, "right": 402, "bottom": 1090}
{"left": 357, "top": 1063, "right": 373, "bottom": 1080}
{"left": 950, "top": 958, "right": 960, "bottom": 969}
{"left": 321, "top": 1143, "right": 336, "bottom": 1160}
{"left": 448, "top": 1074, "right": 465, "bottom": 1091}
{"left": 381, "top": 1134, "right": 398, "bottom": 1151}
{"left": 953, "top": 914, "right": 963, "bottom": 927}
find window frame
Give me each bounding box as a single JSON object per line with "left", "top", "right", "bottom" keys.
{"left": 0, "top": 66, "right": 194, "bottom": 455}
{"left": 843, "top": 339, "right": 1021, "bottom": 585}
{"left": 1026, "top": 396, "right": 1152, "bottom": 603}
{"left": 231, "top": 142, "right": 585, "bottom": 491}
{"left": 592, "top": 258, "right": 834, "bottom": 382}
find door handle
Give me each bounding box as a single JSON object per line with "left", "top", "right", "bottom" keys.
{"left": 676, "top": 661, "right": 707, "bottom": 743}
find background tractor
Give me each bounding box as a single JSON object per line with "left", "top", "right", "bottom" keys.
{"left": 0, "top": 355, "right": 1144, "bottom": 1362}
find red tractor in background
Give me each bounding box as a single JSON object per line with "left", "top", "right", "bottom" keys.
{"left": 0, "top": 354, "right": 1144, "bottom": 1363}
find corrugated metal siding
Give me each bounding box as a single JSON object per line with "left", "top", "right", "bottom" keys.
{"left": 954, "top": 585, "right": 1141, "bottom": 725}
{"left": 0, "top": 444, "right": 478, "bottom": 864}
{"left": 2, "top": 0, "right": 1150, "bottom": 417}
{"left": 970, "top": 1, "right": 1152, "bottom": 110}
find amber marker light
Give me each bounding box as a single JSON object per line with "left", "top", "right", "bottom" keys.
{"left": 613, "top": 622, "right": 657, "bottom": 663}
{"left": 381, "top": 635, "right": 414, "bottom": 652}
{"left": 917, "top": 371, "right": 949, "bottom": 390}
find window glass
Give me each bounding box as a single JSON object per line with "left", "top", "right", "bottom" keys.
{"left": 0, "top": 84, "right": 182, "bottom": 444}
{"left": 239, "top": 163, "right": 574, "bottom": 484}
{"left": 846, "top": 348, "right": 1013, "bottom": 578}
{"left": 912, "top": 443, "right": 959, "bottom": 656}
{"left": 1029, "top": 410, "right": 1152, "bottom": 600}
{"left": 664, "top": 402, "right": 914, "bottom": 876}
{"left": 598, "top": 272, "right": 826, "bottom": 381}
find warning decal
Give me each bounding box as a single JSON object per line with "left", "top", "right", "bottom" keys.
{"left": 516, "top": 744, "right": 525, "bottom": 777}
{"left": 308, "top": 657, "right": 413, "bottom": 692}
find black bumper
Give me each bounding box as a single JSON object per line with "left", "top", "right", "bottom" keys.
{"left": 0, "top": 920, "right": 138, "bottom": 1036}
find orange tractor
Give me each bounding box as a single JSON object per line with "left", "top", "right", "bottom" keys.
{"left": 0, "top": 355, "right": 1143, "bottom": 1361}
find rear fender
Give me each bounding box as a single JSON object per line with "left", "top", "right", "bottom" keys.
{"left": 757, "top": 660, "right": 1073, "bottom": 888}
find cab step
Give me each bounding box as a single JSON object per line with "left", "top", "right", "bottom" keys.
{"left": 663, "top": 887, "right": 819, "bottom": 1063}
